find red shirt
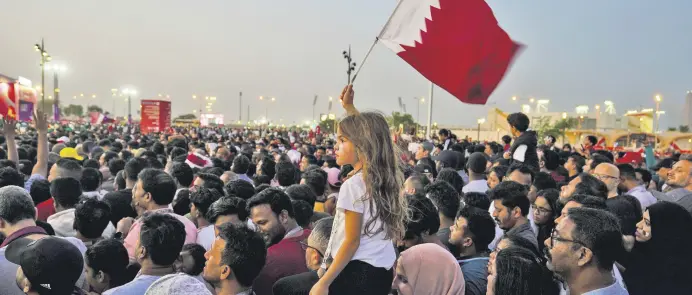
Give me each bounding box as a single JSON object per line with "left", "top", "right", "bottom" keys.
{"left": 253, "top": 228, "right": 311, "bottom": 295}
{"left": 36, "top": 198, "right": 55, "bottom": 222}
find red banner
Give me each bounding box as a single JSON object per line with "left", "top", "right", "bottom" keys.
{"left": 140, "top": 100, "right": 171, "bottom": 134}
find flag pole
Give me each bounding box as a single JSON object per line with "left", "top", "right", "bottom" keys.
{"left": 350, "top": 0, "right": 405, "bottom": 84}
{"left": 349, "top": 38, "right": 378, "bottom": 84}
{"left": 426, "top": 82, "right": 434, "bottom": 139}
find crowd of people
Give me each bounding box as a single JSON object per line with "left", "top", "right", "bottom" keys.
{"left": 0, "top": 85, "right": 690, "bottom": 295}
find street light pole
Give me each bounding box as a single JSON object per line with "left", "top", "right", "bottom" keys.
{"left": 128, "top": 94, "right": 132, "bottom": 124}
{"left": 655, "top": 95, "right": 662, "bottom": 149}
{"left": 239, "top": 91, "right": 242, "bottom": 122}
{"left": 477, "top": 118, "right": 486, "bottom": 141}
{"left": 122, "top": 88, "right": 137, "bottom": 124}
{"left": 416, "top": 97, "right": 420, "bottom": 126}
{"left": 35, "top": 39, "right": 51, "bottom": 112}
{"left": 477, "top": 123, "right": 481, "bottom": 141}
{"left": 111, "top": 89, "right": 118, "bottom": 115}
{"left": 52, "top": 67, "right": 59, "bottom": 121}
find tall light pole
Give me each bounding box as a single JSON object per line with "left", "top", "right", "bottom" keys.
{"left": 477, "top": 118, "right": 486, "bottom": 141}
{"left": 259, "top": 96, "right": 275, "bottom": 122}
{"left": 122, "top": 88, "right": 137, "bottom": 124}
{"left": 239, "top": 91, "right": 242, "bottom": 122}
{"left": 192, "top": 95, "right": 199, "bottom": 115}
{"left": 414, "top": 97, "right": 424, "bottom": 134}
{"left": 111, "top": 89, "right": 118, "bottom": 115}
{"left": 655, "top": 94, "right": 662, "bottom": 149}
{"left": 34, "top": 40, "right": 51, "bottom": 111}
{"left": 45, "top": 64, "right": 65, "bottom": 121}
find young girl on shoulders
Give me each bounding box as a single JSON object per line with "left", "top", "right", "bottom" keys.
{"left": 310, "top": 85, "right": 409, "bottom": 295}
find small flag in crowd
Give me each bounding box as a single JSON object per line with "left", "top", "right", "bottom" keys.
{"left": 90, "top": 112, "right": 114, "bottom": 124}
{"left": 378, "top": 0, "right": 521, "bottom": 105}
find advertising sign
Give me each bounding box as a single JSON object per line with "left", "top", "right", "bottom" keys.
{"left": 140, "top": 100, "right": 171, "bottom": 134}
{"left": 0, "top": 79, "right": 37, "bottom": 121}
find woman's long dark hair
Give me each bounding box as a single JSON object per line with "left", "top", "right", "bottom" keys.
{"left": 494, "top": 247, "right": 543, "bottom": 295}
{"left": 535, "top": 189, "right": 561, "bottom": 254}
{"left": 624, "top": 201, "right": 692, "bottom": 294}
{"left": 500, "top": 235, "right": 561, "bottom": 295}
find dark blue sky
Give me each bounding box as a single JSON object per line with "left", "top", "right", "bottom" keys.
{"left": 2, "top": 0, "right": 690, "bottom": 127}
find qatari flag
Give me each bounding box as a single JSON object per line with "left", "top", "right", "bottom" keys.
{"left": 379, "top": 0, "right": 521, "bottom": 105}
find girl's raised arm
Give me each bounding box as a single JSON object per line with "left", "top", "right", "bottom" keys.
{"left": 339, "top": 85, "right": 359, "bottom": 116}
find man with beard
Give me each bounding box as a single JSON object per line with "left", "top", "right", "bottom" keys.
{"left": 248, "top": 187, "right": 311, "bottom": 295}
{"left": 449, "top": 206, "right": 496, "bottom": 295}
{"left": 544, "top": 207, "right": 627, "bottom": 295}
{"left": 656, "top": 159, "right": 692, "bottom": 214}
{"left": 489, "top": 181, "right": 537, "bottom": 251}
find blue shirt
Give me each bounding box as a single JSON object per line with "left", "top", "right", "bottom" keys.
{"left": 103, "top": 274, "right": 161, "bottom": 295}
{"left": 237, "top": 173, "right": 254, "bottom": 185}
{"left": 24, "top": 173, "right": 45, "bottom": 192}
{"left": 458, "top": 256, "right": 489, "bottom": 295}
{"left": 583, "top": 282, "right": 629, "bottom": 295}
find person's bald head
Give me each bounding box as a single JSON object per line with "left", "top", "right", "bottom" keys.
{"left": 593, "top": 163, "right": 620, "bottom": 196}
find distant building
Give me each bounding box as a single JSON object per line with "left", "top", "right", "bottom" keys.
{"left": 684, "top": 91, "right": 692, "bottom": 129}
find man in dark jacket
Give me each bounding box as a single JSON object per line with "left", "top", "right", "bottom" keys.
{"left": 503, "top": 112, "right": 539, "bottom": 172}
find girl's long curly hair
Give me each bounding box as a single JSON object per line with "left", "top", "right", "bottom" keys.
{"left": 338, "top": 111, "right": 408, "bottom": 240}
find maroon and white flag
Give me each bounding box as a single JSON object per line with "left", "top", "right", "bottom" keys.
{"left": 379, "top": 0, "right": 521, "bottom": 105}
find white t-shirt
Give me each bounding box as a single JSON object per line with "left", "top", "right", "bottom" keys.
{"left": 196, "top": 225, "right": 215, "bottom": 251}
{"left": 325, "top": 174, "right": 396, "bottom": 269}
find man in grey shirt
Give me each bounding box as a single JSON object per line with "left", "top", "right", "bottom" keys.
{"left": 488, "top": 181, "right": 538, "bottom": 251}
{"left": 655, "top": 159, "right": 692, "bottom": 214}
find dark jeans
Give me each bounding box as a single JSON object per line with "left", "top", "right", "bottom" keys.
{"left": 329, "top": 260, "right": 393, "bottom": 295}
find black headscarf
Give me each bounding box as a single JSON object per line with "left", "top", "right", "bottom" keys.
{"left": 623, "top": 201, "right": 692, "bottom": 295}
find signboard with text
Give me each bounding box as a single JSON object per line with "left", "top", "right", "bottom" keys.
{"left": 140, "top": 100, "right": 171, "bottom": 134}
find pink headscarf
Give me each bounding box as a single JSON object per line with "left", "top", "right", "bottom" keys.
{"left": 392, "top": 244, "right": 465, "bottom": 295}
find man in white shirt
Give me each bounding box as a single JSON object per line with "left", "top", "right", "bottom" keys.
{"left": 463, "top": 152, "right": 489, "bottom": 194}
{"left": 190, "top": 188, "right": 223, "bottom": 251}
{"left": 48, "top": 178, "right": 116, "bottom": 238}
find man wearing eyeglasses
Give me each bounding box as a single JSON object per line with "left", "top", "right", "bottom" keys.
{"left": 273, "top": 217, "right": 333, "bottom": 295}
{"left": 544, "top": 207, "right": 628, "bottom": 295}
{"left": 592, "top": 163, "right": 620, "bottom": 199}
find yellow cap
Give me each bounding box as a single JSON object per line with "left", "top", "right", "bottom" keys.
{"left": 59, "top": 147, "right": 84, "bottom": 161}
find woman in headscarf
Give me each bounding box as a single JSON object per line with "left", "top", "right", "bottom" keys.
{"left": 622, "top": 201, "right": 692, "bottom": 295}
{"left": 391, "top": 243, "right": 465, "bottom": 295}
